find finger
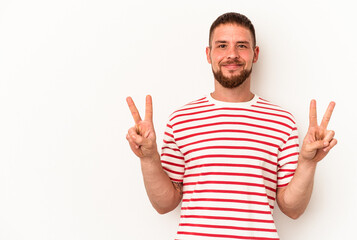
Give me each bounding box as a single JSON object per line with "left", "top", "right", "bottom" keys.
{"left": 323, "top": 138, "right": 337, "bottom": 152}
{"left": 322, "top": 130, "right": 335, "bottom": 146}
{"left": 306, "top": 140, "right": 325, "bottom": 152}
{"left": 126, "top": 133, "right": 139, "bottom": 149}
{"left": 145, "top": 95, "right": 153, "bottom": 122}
{"left": 309, "top": 99, "right": 318, "bottom": 127}
{"left": 320, "top": 101, "right": 336, "bottom": 129}
{"left": 128, "top": 128, "right": 145, "bottom": 146}
{"left": 126, "top": 96, "right": 142, "bottom": 124}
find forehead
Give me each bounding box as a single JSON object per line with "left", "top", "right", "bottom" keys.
{"left": 211, "top": 23, "right": 253, "bottom": 44}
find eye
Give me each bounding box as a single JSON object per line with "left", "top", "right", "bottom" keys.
{"left": 237, "top": 44, "right": 248, "bottom": 49}
{"left": 218, "top": 44, "right": 227, "bottom": 49}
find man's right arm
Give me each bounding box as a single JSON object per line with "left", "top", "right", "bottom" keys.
{"left": 126, "top": 95, "right": 183, "bottom": 214}
{"left": 139, "top": 153, "right": 183, "bottom": 214}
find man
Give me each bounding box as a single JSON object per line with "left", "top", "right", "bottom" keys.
{"left": 126, "top": 12, "right": 337, "bottom": 240}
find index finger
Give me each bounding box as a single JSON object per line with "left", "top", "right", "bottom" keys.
{"left": 145, "top": 95, "right": 153, "bottom": 122}
{"left": 309, "top": 99, "right": 318, "bottom": 127}
{"left": 320, "top": 101, "right": 336, "bottom": 129}
{"left": 126, "top": 96, "right": 142, "bottom": 124}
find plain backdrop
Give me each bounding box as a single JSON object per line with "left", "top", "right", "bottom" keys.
{"left": 0, "top": 0, "right": 356, "bottom": 239}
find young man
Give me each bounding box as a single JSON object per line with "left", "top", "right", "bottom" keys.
{"left": 126, "top": 12, "right": 337, "bottom": 240}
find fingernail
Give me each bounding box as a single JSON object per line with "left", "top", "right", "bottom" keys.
{"left": 131, "top": 135, "right": 136, "bottom": 139}
{"left": 324, "top": 141, "right": 329, "bottom": 147}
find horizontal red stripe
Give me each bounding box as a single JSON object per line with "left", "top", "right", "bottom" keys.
{"left": 277, "top": 173, "right": 294, "bottom": 180}
{"left": 173, "top": 121, "right": 290, "bottom": 136}
{"left": 278, "top": 169, "right": 295, "bottom": 172}
{"left": 183, "top": 180, "right": 276, "bottom": 192}
{"left": 163, "top": 140, "right": 175, "bottom": 144}
{"left": 182, "top": 198, "right": 270, "bottom": 206}
{"left": 185, "top": 154, "right": 277, "bottom": 166}
{"left": 183, "top": 172, "right": 277, "bottom": 184}
{"left": 171, "top": 105, "right": 295, "bottom": 124}
{"left": 182, "top": 189, "right": 275, "bottom": 201}
{"left": 179, "top": 223, "right": 277, "bottom": 233}
{"left": 175, "top": 129, "right": 285, "bottom": 143}
{"left": 180, "top": 214, "right": 274, "bottom": 223}
{"left": 183, "top": 145, "right": 277, "bottom": 157}
{"left": 278, "top": 152, "right": 299, "bottom": 162}
{"left": 288, "top": 135, "right": 299, "bottom": 141}
{"left": 169, "top": 178, "right": 183, "bottom": 182}
{"left": 177, "top": 231, "right": 279, "bottom": 240}
{"left": 256, "top": 100, "right": 280, "bottom": 108}
{"left": 179, "top": 137, "right": 280, "bottom": 150}
{"left": 279, "top": 161, "right": 298, "bottom": 167}
{"left": 172, "top": 104, "right": 215, "bottom": 115}
{"left": 185, "top": 163, "right": 276, "bottom": 175}
{"left": 184, "top": 98, "right": 208, "bottom": 105}
{"left": 172, "top": 113, "right": 294, "bottom": 130}
{"left": 161, "top": 160, "right": 185, "bottom": 168}
{"left": 162, "top": 167, "right": 184, "bottom": 175}
{"left": 279, "top": 144, "right": 299, "bottom": 152}
{"left": 161, "top": 146, "right": 181, "bottom": 152}
{"left": 161, "top": 153, "right": 184, "bottom": 160}
{"left": 277, "top": 183, "right": 289, "bottom": 188}
{"left": 252, "top": 104, "right": 294, "bottom": 118}
{"left": 180, "top": 206, "right": 272, "bottom": 215}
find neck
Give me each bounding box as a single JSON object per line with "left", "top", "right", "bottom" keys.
{"left": 211, "top": 78, "right": 254, "bottom": 103}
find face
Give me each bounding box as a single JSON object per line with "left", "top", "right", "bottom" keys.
{"left": 206, "top": 24, "right": 259, "bottom": 89}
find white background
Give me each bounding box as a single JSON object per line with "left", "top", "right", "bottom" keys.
{"left": 0, "top": 0, "right": 356, "bottom": 239}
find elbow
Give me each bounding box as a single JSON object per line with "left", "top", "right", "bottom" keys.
{"left": 154, "top": 205, "right": 176, "bottom": 215}
{"left": 286, "top": 209, "right": 305, "bottom": 220}
{"left": 155, "top": 207, "right": 172, "bottom": 215}
{"left": 289, "top": 213, "right": 301, "bottom": 220}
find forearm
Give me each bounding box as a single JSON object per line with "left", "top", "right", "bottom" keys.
{"left": 277, "top": 157, "right": 317, "bottom": 219}
{"left": 140, "top": 152, "right": 182, "bottom": 214}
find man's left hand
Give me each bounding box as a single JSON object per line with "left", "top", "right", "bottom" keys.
{"left": 300, "top": 100, "right": 337, "bottom": 164}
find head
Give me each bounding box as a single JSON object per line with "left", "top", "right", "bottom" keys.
{"left": 206, "top": 12, "right": 259, "bottom": 89}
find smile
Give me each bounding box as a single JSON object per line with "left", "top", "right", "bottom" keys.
{"left": 222, "top": 64, "right": 243, "bottom": 70}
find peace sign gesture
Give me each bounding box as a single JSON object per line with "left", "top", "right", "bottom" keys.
{"left": 126, "top": 95, "right": 158, "bottom": 159}
{"left": 300, "top": 100, "right": 337, "bottom": 163}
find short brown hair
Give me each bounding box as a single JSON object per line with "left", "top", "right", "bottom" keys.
{"left": 209, "top": 12, "right": 256, "bottom": 47}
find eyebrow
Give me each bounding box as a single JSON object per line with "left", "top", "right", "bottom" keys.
{"left": 214, "top": 40, "right": 250, "bottom": 45}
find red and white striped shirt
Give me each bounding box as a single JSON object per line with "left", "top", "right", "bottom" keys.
{"left": 161, "top": 94, "right": 299, "bottom": 240}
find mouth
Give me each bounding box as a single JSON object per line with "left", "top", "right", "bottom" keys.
{"left": 221, "top": 64, "right": 244, "bottom": 71}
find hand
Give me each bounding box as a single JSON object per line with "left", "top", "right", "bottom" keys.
{"left": 300, "top": 100, "right": 337, "bottom": 164}
{"left": 126, "top": 95, "right": 158, "bottom": 159}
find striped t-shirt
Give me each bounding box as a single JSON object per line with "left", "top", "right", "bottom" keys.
{"left": 161, "top": 94, "right": 299, "bottom": 240}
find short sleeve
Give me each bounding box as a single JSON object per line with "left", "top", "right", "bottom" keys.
{"left": 160, "top": 122, "right": 185, "bottom": 183}
{"left": 277, "top": 125, "right": 299, "bottom": 188}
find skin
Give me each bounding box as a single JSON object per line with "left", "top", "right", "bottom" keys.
{"left": 126, "top": 23, "right": 337, "bottom": 218}
{"left": 206, "top": 23, "right": 259, "bottom": 103}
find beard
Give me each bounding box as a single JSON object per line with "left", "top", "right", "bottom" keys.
{"left": 212, "top": 62, "right": 252, "bottom": 89}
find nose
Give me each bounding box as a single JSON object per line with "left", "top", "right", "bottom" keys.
{"left": 227, "top": 45, "right": 239, "bottom": 59}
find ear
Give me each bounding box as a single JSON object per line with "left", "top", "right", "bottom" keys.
{"left": 253, "top": 46, "right": 259, "bottom": 63}
{"left": 206, "top": 46, "right": 212, "bottom": 64}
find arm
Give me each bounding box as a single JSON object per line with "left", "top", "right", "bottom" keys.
{"left": 126, "top": 95, "right": 183, "bottom": 214}
{"left": 277, "top": 100, "right": 337, "bottom": 219}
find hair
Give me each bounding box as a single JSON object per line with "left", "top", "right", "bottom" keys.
{"left": 209, "top": 12, "right": 256, "bottom": 48}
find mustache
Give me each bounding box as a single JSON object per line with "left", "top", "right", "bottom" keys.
{"left": 220, "top": 60, "right": 245, "bottom": 66}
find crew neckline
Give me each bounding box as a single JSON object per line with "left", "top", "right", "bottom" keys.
{"left": 207, "top": 93, "right": 259, "bottom": 107}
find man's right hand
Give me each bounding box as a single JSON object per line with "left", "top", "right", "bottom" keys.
{"left": 126, "top": 95, "right": 158, "bottom": 159}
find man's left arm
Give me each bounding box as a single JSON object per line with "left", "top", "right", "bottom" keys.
{"left": 277, "top": 100, "right": 337, "bottom": 219}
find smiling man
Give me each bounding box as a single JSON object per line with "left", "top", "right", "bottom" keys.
{"left": 126, "top": 12, "right": 337, "bottom": 240}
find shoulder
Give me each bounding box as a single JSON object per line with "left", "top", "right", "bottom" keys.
{"left": 167, "top": 95, "right": 213, "bottom": 122}
{"left": 252, "top": 96, "right": 297, "bottom": 126}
